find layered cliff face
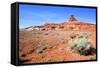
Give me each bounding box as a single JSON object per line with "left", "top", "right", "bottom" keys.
{"left": 19, "top": 15, "right": 96, "bottom": 64}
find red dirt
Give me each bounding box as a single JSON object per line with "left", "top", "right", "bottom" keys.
{"left": 19, "top": 27, "right": 96, "bottom": 64}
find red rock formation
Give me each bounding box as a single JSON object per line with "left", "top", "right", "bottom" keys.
{"left": 41, "top": 15, "right": 95, "bottom": 31}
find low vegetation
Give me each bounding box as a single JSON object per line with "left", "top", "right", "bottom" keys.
{"left": 68, "top": 34, "right": 92, "bottom": 55}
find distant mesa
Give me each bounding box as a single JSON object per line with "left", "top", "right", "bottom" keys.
{"left": 25, "top": 15, "right": 96, "bottom": 31}
{"left": 25, "top": 26, "right": 43, "bottom": 31}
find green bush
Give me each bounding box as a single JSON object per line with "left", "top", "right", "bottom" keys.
{"left": 79, "top": 32, "right": 87, "bottom": 38}
{"left": 68, "top": 38, "right": 92, "bottom": 55}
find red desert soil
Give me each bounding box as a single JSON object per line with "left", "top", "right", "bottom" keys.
{"left": 19, "top": 29, "right": 96, "bottom": 64}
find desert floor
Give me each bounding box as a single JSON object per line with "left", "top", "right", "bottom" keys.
{"left": 19, "top": 29, "right": 96, "bottom": 64}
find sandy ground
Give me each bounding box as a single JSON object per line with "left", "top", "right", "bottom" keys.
{"left": 19, "top": 28, "right": 96, "bottom": 64}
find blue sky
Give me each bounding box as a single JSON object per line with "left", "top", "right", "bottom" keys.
{"left": 19, "top": 4, "right": 96, "bottom": 28}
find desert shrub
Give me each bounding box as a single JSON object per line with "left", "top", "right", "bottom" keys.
{"left": 34, "top": 42, "right": 52, "bottom": 54}
{"left": 68, "top": 38, "right": 92, "bottom": 55}
{"left": 51, "top": 26, "right": 56, "bottom": 30}
{"left": 35, "top": 43, "right": 47, "bottom": 53}
{"left": 59, "top": 26, "right": 64, "bottom": 29}
{"left": 89, "top": 56, "right": 96, "bottom": 60}
{"left": 70, "top": 33, "right": 78, "bottom": 39}
{"left": 79, "top": 32, "right": 91, "bottom": 38}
